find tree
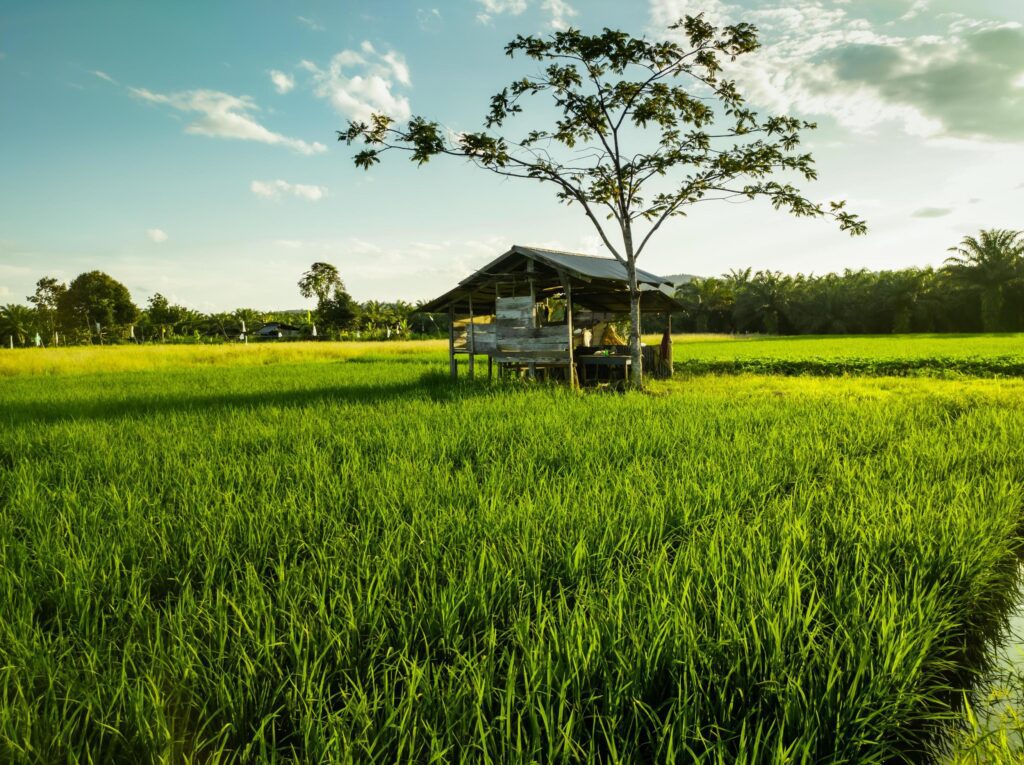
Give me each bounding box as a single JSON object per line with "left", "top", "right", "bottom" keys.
{"left": 676, "top": 277, "right": 734, "bottom": 332}
{"left": 0, "top": 304, "right": 38, "bottom": 346}
{"left": 144, "top": 292, "right": 194, "bottom": 339}
{"left": 944, "top": 229, "right": 1024, "bottom": 332}
{"left": 734, "top": 270, "right": 791, "bottom": 334}
{"left": 298, "top": 262, "right": 359, "bottom": 330}
{"left": 26, "top": 277, "right": 67, "bottom": 337}
{"left": 298, "top": 262, "right": 344, "bottom": 306}
{"left": 319, "top": 292, "right": 359, "bottom": 331}
{"left": 57, "top": 271, "right": 138, "bottom": 336}
{"left": 342, "top": 15, "right": 865, "bottom": 386}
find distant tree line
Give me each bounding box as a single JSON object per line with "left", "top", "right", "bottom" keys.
{"left": 0, "top": 262, "right": 436, "bottom": 347}
{"left": 664, "top": 229, "right": 1024, "bottom": 335}
{"left": 2, "top": 230, "right": 1021, "bottom": 346}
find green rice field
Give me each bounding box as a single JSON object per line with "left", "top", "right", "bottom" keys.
{"left": 669, "top": 333, "right": 1024, "bottom": 377}
{"left": 2, "top": 337, "right": 1024, "bottom": 763}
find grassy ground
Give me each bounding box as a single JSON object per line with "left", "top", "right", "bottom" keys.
{"left": 4, "top": 333, "right": 1020, "bottom": 380}
{"left": 665, "top": 333, "right": 1024, "bottom": 377}
{"left": 1, "top": 339, "right": 1023, "bottom": 763}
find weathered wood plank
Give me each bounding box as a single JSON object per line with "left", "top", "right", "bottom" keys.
{"left": 498, "top": 325, "right": 567, "bottom": 338}
{"left": 494, "top": 356, "right": 570, "bottom": 364}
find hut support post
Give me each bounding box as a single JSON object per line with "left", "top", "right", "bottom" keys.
{"left": 468, "top": 296, "right": 475, "bottom": 380}
{"left": 666, "top": 313, "right": 674, "bottom": 377}
{"left": 448, "top": 306, "right": 457, "bottom": 380}
{"left": 563, "top": 274, "right": 577, "bottom": 388}
{"left": 491, "top": 283, "right": 498, "bottom": 381}
{"left": 527, "top": 266, "right": 536, "bottom": 380}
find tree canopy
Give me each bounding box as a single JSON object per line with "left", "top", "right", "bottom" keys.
{"left": 342, "top": 14, "right": 866, "bottom": 384}
{"left": 298, "top": 262, "right": 359, "bottom": 330}
{"left": 57, "top": 271, "right": 138, "bottom": 333}
{"left": 945, "top": 229, "right": 1024, "bottom": 332}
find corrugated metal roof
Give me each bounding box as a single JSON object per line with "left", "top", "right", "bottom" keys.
{"left": 510, "top": 246, "right": 667, "bottom": 285}
{"left": 420, "top": 244, "right": 684, "bottom": 313}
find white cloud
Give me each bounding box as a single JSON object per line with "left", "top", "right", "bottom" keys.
{"left": 250, "top": 179, "right": 327, "bottom": 201}
{"left": 91, "top": 69, "right": 116, "bottom": 84}
{"left": 476, "top": 0, "right": 573, "bottom": 29}
{"left": 476, "top": 0, "right": 528, "bottom": 25}
{"left": 146, "top": 228, "right": 168, "bottom": 243}
{"left": 541, "top": 0, "right": 576, "bottom": 30}
{"left": 296, "top": 16, "right": 324, "bottom": 31}
{"left": 649, "top": 0, "right": 1024, "bottom": 143}
{"left": 130, "top": 87, "right": 326, "bottom": 154}
{"left": 897, "top": 0, "right": 931, "bottom": 23}
{"left": 303, "top": 43, "right": 412, "bottom": 123}
{"left": 269, "top": 69, "right": 294, "bottom": 94}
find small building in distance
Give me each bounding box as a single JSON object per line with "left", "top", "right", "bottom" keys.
{"left": 252, "top": 322, "right": 303, "bottom": 340}
{"left": 419, "top": 244, "right": 685, "bottom": 385}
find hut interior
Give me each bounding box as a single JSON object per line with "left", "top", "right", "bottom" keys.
{"left": 418, "top": 245, "right": 685, "bottom": 385}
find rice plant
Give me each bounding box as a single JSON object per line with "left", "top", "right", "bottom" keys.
{"left": 1, "top": 343, "right": 1023, "bottom": 763}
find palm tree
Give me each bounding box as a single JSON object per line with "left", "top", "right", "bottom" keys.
{"left": 0, "top": 304, "right": 38, "bottom": 346}
{"left": 945, "top": 229, "right": 1024, "bottom": 332}
{"left": 676, "top": 278, "right": 734, "bottom": 333}
{"left": 734, "top": 271, "right": 791, "bottom": 334}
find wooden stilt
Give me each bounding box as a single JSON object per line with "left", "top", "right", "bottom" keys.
{"left": 448, "top": 306, "right": 457, "bottom": 380}
{"left": 468, "top": 295, "right": 475, "bottom": 380}
{"left": 666, "top": 313, "right": 674, "bottom": 377}
{"left": 564, "top": 274, "right": 577, "bottom": 388}
{"left": 527, "top": 268, "right": 537, "bottom": 380}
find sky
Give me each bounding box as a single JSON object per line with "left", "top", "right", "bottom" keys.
{"left": 1, "top": 0, "right": 1023, "bottom": 311}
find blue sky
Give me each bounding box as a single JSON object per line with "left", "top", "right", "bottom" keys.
{"left": 2, "top": 0, "right": 1023, "bottom": 310}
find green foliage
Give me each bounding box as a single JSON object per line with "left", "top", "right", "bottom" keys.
{"left": 298, "top": 262, "right": 360, "bottom": 331}
{"left": 1, "top": 346, "right": 1023, "bottom": 762}
{"left": 945, "top": 229, "right": 1024, "bottom": 332}
{"left": 0, "top": 304, "right": 39, "bottom": 346}
{"left": 56, "top": 270, "right": 138, "bottom": 333}
{"left": 670, "top": 239, "right": 1024, "bottom": 336}
{"left": 25, "top": 277, "right": 66, "bottom": 337}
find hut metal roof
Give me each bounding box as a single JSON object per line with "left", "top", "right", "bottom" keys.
{"left": 420, "top": 245, "right": 683, "bottom": 314}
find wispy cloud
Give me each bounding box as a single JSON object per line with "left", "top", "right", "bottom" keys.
{"left": 541, "top": 0, "right": 577, "bottom": 30}
{"left": 476, "top": 0, "right": 574, "bottom": 29}
{"left": 269, "top": 69, "right": 294, "bottom": 94}
{"left": 476, "top": 0, "right": 527, "bottom": 25}
{"left": 296, "top": 15, "right": 324, "bottom": 31}
{"left": 91, "top": 69, "right": 117, "bottom": 84}
{"left": 302, "top": 41, "right": 412, "bottom": 123}
{"left": 417, "top": 7, "right": 442, "bottom": 31}
{"left": 146, "top": 228, "right": 169, "bottom": 243}
{"left": 251, "top": 179, "right": 327, "bottom": 201}
{"left": 130, "top": 87, "right": 326, "bottom": 154}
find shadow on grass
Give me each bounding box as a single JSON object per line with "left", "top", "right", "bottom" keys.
{"left": 1, "top": 371, "right": 503, "bottom": 427}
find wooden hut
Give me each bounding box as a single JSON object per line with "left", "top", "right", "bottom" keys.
{"left": 419, "top": 245, "right": 684, "bottom": 385}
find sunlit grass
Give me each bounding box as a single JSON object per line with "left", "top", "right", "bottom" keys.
{"left": 1, "top": 341, "right": 1023, "bottom": 762}
{"left": 0, "top": 339, "right": 449, "bottom": 378}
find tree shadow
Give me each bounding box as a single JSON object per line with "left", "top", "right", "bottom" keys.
{"left": 1, "top": 371, "right": 494, "bottom": 427}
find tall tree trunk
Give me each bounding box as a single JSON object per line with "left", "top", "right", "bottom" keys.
{"left": 627, "top": 258, "right": 643, "bottom": 388}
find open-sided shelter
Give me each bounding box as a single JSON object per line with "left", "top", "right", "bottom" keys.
{"left": 419, "top": 245, "right": 684, "bottom": 385}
